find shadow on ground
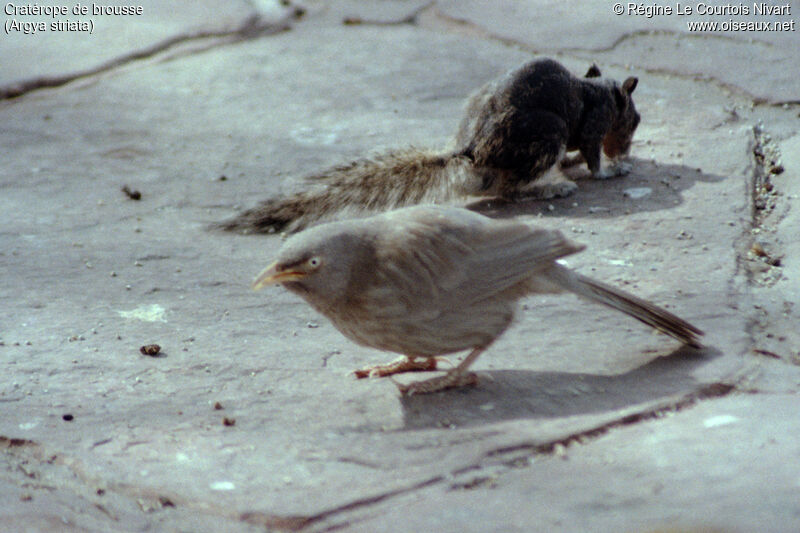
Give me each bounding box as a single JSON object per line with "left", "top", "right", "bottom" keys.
{"left": 400, "top": 345, "right": 721, "bottom": 430}
{"left": 468, "top": 158, "right": 726, "bottom": 219}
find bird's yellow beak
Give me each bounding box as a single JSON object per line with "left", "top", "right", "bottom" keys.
{"left": 252, "top": 261, "right": 307, "bottom": 290}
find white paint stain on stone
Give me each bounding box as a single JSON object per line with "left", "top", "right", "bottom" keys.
{"left": 623, "top": 187, "right": 652, "bottom": 199}
{"left": 117, "top": 304, "right": 167, "bottom": 323}
{"left": 607, "top": 259, "right": 633, "bottom": 267}
{"left": 703, "top": 414, "right": 739, "bottom": 428}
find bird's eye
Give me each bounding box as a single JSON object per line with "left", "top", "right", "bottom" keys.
{"left": 308, "top": 257, "right": 321, "bottom": 268}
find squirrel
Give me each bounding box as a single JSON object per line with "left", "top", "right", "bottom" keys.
{"left": 217, "top": 58, "right": 639, "bottom": 234}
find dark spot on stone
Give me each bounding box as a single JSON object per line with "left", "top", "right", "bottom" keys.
{"left": 121, "top": 185, "right": 142, "bottom": 200}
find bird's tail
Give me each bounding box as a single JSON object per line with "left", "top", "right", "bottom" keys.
{"left": 215, "top": 149, "right": 481, "bottom": 234}
{"left": 546, "top": 265, "right": 704, "bottom": 347}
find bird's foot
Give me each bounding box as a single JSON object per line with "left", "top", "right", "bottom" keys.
{"left": 395, "top": 371, "right": 479, "bottom": 395}
{"left": 352, "top": 356, "right": 445, "bottom": 379}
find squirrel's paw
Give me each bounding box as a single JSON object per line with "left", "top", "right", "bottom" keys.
{"left": 592, "top": 168, "right": 615, "bottom": 180}
{"left": 593, "top": 161, "right": 632, "bottom": 180}
{"left": 520, "top": 179, "right": 578, "bottom": 199}
{"left": 612, "top": 160, "right": 633, "bottom": 175}
{"left": 592, "top": 161, "right": 633, "bottom": 180}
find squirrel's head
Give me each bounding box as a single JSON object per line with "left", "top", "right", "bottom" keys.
{"left": 603, "top": 77, "right": 640, "bottom": 159}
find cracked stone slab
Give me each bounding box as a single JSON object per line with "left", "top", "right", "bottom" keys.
{"left": 0, "top": 3, "right": 794, "bottom": 531}
{"left": 434, "top": 0, "right": 800, "bottom": 102}
{"left": 0, "top": 0, "right": 294, "bottom": 97}
{"left": 339, "top": 393, "right": 800, "bottom": 533}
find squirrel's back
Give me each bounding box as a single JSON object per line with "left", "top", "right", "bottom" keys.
{"left": 457, "top": 58, "right": 639, "bottom": 192}
{"left": 456, "top": 59, "right": 580, "bottom": 151}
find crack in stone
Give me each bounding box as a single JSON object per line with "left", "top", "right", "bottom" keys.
{"left": 241, "top": 475, "right": 446, "bottom": 532}
{"left": 739, "top": 122, "right": 795, "bottom": 367}
{"left": 0, "top": 11, "right": 295, "bottom": 100}
{"left": 589, "top": 28, "right": 779, "bottom": 54}
{"left": 424, "top": 7, "right": 786, "bottom": 105}
{"left": 427, "top": 6, "right": 779, "bottom": 54}
{"left": 478, "top": 382, "right": 735, "bottom": 464}
{"left": 341, "top": 1, "right": 433, "bottom": 26}
{"left": 742, "top": 124, "right": 786, "bottom": 287}
{"left": 238, "top": 382, "right": 737, "bottom": 532}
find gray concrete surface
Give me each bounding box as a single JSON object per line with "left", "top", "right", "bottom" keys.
{"left": 2, "top": 1, "right": 798, "bottom": 531}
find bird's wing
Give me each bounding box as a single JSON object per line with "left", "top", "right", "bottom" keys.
{"left": 370, "top": 206, "right": 583, "bottom": 314}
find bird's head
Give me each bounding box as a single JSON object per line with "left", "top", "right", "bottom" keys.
{"left": 252, "top": 221, "right": 375, "bottom": 303}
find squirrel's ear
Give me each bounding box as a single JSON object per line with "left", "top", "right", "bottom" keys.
{"left": 585, "top": 64, "right": 602, "bottom": 78}
{"left": 622, "top": 77, "right": 638, "bottom": 94}
{"left": 614, "top": 86, "right": 629, "bottom": 110}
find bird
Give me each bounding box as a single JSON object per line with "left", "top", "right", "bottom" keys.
{"left": 252, "top": 205, "right": 703, "bottom": 395}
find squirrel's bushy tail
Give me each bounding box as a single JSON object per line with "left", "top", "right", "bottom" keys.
{"left": 215, "top": 149, "right": 480, "bottom": 234}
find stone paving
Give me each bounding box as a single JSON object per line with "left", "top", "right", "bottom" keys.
{"left": 2, "top": 1, "right": 798, "bottom": 531}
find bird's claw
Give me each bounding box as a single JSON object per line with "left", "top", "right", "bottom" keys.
{"left": 352, "top": 356, "right": 445, "bottom": 379}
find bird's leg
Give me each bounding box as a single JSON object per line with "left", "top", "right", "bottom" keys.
{"left": 352, "top": 355, "right": 442, "bottom": 379}
{"left": 396, "top": 346, "right": 486, "bottom": 395}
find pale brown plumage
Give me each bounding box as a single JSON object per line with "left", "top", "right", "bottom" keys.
{"left": 253, "top": 205, "right": 702, "bottom": 394}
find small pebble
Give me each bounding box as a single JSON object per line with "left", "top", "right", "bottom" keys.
{"left": 210, "top": 481, "right": 235, "bottom": 491}
{"left": 140, "top": 344, "right": 161, "bottom": 357}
